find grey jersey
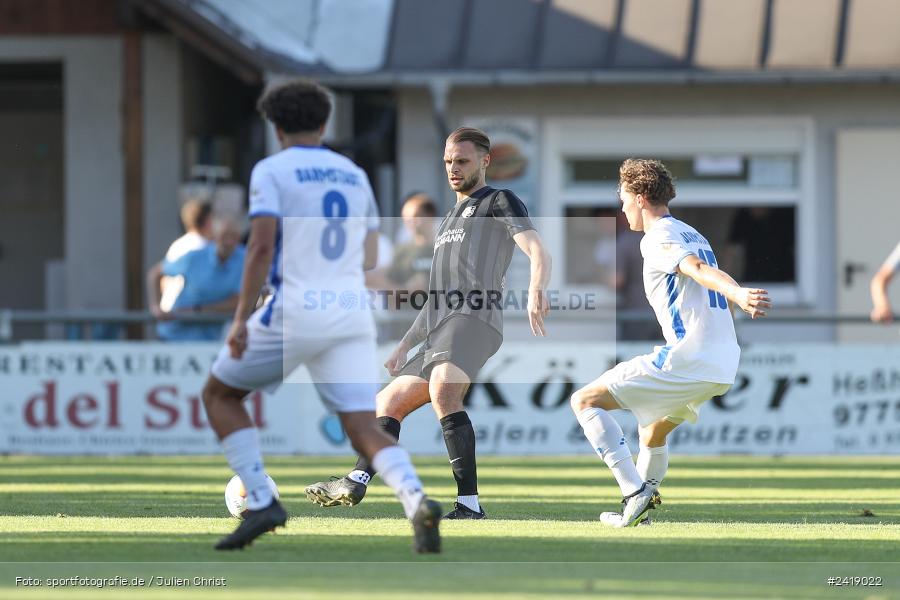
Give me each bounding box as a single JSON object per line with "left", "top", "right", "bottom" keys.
{"left": 425, "top": 186, "right": 534, "bottom": 336}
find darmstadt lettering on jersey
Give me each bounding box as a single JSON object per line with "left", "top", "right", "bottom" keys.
{"left": 679, "top": 230, "right": 709, "bottom": 246}
{"left": 293, "top": 167, "right": 360, "bottom": 186}
{"left": 435, "top": 228, "right": 466, "bottom": 247}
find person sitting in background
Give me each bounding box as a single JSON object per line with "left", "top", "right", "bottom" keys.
{"left": 870, "top": 241, "right": 900, "bottom": 323}
{"left": 147, "top": 214, "right": 246, "bottom": 341}
{"left": 160, "top": 199, "right": 214, "bottom": 312}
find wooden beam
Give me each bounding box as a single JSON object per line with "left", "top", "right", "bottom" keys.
{"left": 0, "top": 0, "right": 123, "bottom": 34}
{"left": 123, "top": 30, "right": 144, "bottom": 339}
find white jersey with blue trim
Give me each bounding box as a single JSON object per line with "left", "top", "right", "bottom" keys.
{"left": 640, "top": 215, "right": 740, "bottom": 384}
{"left": 248, "top": 145, "right": 379, "bottom": 337}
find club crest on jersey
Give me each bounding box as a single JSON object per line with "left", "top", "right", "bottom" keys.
{"left": 462, "top": 206, "right": 476, "bottom": 218}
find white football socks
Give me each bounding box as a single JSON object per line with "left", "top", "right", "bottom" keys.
{"left": 371, "top": 445, "right": 425, "bottom": 519}
{"left": 577, "top": 407, "right": 643, "bottom": 497}
{"left": 222, "top": 427, "right": 272, "bottom": 510}
{"left": 457, "top": 494, "right": 481, "bottom": 512}
{"left": 636, "top": 443, "right": 669, "bottom": 491}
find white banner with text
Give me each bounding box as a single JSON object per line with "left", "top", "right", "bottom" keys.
{"left": 1, "top": 342, "right": 898, "bottom": 455}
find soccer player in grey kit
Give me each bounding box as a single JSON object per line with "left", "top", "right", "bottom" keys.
{"left": 306, "top": 127, "right": 551, "bottom": 518}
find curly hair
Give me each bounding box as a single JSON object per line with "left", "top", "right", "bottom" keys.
{"left": 619, "top": 158, "right": 676, "bottom": 206}
{"left": 256, "top": 79, "right": 332, "bottom": 134}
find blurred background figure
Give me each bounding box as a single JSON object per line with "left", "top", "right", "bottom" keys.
{"left": 590, "top": 207, "right": 618, "bottom": 289}
{"left": 870, "top": 241, "right": 900, "bottom": 323}
{"left": 614, "top": 212, "right": 658, "bottom": 341}
{"left": 147, "top": 214, "right": 245, "bottom": 341}
{"left": 160, "top": 199, "right": 214, "bottom": 313}
{"left": 570, "top": 209, "right": 657, "bottom": 341}
{"left": 392, "top": 192, "right": 440, "bottom": 246}
{"left": 367, "top": 193, "right": 437, "bottom": 340}
{"left": 386, "top": 193, "right": 437, "bottom": 295}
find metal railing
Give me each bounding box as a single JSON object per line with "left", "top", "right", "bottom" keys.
{"left": 0, "top": 308, "right": 895, "bottom": 342}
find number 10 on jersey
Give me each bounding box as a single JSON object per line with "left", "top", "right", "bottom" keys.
{"left": 698, "top": 249, "right": 728, "bottom": 310}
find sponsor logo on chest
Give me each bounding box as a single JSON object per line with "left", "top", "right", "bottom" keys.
{"left": 435, "top": 228, "right": 467, "bottom": 248}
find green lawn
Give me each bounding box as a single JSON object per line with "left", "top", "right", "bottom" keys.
{"left": 1, "top": 455, "right": 898, "bottom": 599}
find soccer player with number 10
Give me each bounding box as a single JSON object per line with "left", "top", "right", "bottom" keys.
{"left": 570, "top": 159, "right": 772, "bottom": 528}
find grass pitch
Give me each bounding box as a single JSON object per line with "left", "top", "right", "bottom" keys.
{"left": 1, "top": 455, "right": 898, "bottom": 599}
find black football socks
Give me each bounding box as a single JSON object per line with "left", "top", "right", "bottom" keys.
{"left": 349, "top": 415, "right": 402, "bottom": 484}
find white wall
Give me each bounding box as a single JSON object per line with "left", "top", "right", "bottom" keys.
{"left": 0, "top": 37, "right": 124, "bottom": 311}
{"left": 396, "top": 88, "right": 447, "bottom": 210}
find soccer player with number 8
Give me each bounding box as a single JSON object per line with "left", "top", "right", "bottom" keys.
{"left": 201, "top": 79, "right": 441, "bottom": 553}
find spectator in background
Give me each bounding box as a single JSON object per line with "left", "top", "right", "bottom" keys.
{"left": 726, "top": 207, "right": 795, "bottom": 283}
{"left": 160, "top": 199, "right": 214, "bottom": 312}
{"left": 870, "top": 241, "right": 900, "bottom": 322}
{"left": 393, "top": 192, "right": 440, "bottom": 246}
{"left": 147, "top": 214, "right": 246, "bottom": 341}
{"left": 387, "top": 194, "right": 438, "bottom": 294}
{"left": 367, "top": 193, "right": 437, "bottom": 295}
{"left": 577, "top": 209, "right": 657, "bottom": 340}
{"left": 366, "top": 193, "right": 437, "bottom": 341}
{"left": 589, "top": 208, "right": 618, "bottom": 288}
{"left": 614, "top": 212, "right": 659, "bottom": 341}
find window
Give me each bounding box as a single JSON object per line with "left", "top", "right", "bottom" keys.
{"left": 566, "top": 154, "right": 798, "bottom": 189}
{"left": 542, "top": 118, "right": 813, "bottom": 305}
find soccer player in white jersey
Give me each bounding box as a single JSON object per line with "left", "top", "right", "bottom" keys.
{"left": 571, "top": 159, "right": 771, "bottom": 528}
{"left": 201, "top": 80, "right": 441, "bottom": 552}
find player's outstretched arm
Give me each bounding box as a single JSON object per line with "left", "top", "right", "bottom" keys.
{"left": 227, "top": 216, "right": 277, "bottom": 358}
{"left": 677, "top": 254, "right": 771, "bottom": 319}
{"left": 513, "top": 230, "right": 552, "bottom": 336}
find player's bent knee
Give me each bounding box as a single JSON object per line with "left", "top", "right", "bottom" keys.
{"left": 569, "top": 389, "right": 585, "bottom": 413}
{"left": 201, "top": 377, "right": 221, "bottom": 409}
{"left": 375, "top": 392, "right": 404, "bottom": 420}
{"left": 569, "top": 387, "right": 595, "bottom": 413}
{"left": 375, "top": 391, "right": 414, "bottom": 421}
{"left": 201, "top": 375, "right": 245, "bottom": 409}
{"left": 374, "top": 376, "right": 429, "bottom": 420}
{"left": 570, "top": 384, "right": 616, "bottom": 414}
{"left": 432, "top": 392, "right": 465, "bottom": 417}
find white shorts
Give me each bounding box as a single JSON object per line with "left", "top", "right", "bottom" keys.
{"left": 210, "top": 309, "right": 379, "bottom": 413}
{"left": 600, "top": 354, "right": 732, "bottom": 427}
